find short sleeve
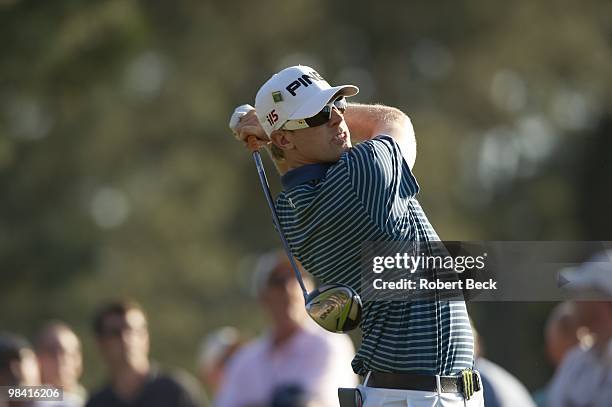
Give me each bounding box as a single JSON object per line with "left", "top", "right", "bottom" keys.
{"left": 343, "top": 135, "right": 420, "bottom": 232}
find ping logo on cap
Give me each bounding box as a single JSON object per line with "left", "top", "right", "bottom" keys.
{"left": 285, "top": 70, "right": 325, "bottom": 96}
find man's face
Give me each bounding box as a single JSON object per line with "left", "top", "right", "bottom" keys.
{"left": 37, "top": 328, "right": 82, "bottom": 388}
{"left": 283, "top": 104, "right": 352, "bottom": 164}
{"left": 97, "top": 309, "right": 149, "bottom": 370}
{"left": 260, "top": 265, "right": 306, "bottom": 327}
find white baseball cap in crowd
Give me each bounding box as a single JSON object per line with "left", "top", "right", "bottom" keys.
{"left": 559, "top": 250, "right": 612, "bottom": 298}
{"left": 254, "top": 65, "right": 359, "bottom": 136}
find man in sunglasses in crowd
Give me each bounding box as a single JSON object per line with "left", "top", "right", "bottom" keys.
{"left": 87, "top": 300, "right": 204, "bottom": 407}
{"left": 229, "top": 65, "right": 482, "bottom": 406}
{"left": 215, "top": 251, "right": 357, "bottom": 407}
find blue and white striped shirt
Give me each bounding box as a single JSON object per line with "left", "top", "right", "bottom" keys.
{"left": 277, "top": 135, "right": 474, "bottom": 375}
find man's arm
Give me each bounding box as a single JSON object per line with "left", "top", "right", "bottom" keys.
{"left": 344, "top": 103, "right": 416, "bottom": 169}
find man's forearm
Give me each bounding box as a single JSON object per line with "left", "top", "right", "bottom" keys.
{"left": 345, "top": 103, "right": 412, "bottom": 142}
{"left": 345, "top": 103, "right": 417, "bottom": 168}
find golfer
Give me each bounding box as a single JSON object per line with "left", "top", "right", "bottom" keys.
{"left": 230, "top": 65, "right": 483, "bottom": 406}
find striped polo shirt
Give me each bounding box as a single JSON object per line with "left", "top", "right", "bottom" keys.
{"left": 277, "top": 135, "right": 474, "bottom": 376}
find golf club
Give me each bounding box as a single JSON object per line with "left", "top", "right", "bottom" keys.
{"left": 249, "top": 137, "right": 362, "bottom": 333}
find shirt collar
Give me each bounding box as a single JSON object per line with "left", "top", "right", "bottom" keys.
{"left": 281, "top": 163, "right": 334, "bottom": 190}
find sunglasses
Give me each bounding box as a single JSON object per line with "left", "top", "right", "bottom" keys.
{"left": 282, "top": 97, "right": 347, "bottom": 131}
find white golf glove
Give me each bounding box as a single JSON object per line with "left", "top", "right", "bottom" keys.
{"left": 228, "top": 104, "right": 256, "bottom": 140}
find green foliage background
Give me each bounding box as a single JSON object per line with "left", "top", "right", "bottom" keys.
{"left": 1, "top": 0, "right": 611, "bottom": 395}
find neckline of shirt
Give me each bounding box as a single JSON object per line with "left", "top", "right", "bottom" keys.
{"left": 281, "top": 163, "right": 334, "bottom": 190}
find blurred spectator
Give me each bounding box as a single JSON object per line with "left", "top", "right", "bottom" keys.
{"left": 0, "top": 332, "right": 40, "bottom": 407}
{"left": 531, "top": 302, "right": 580, "bottom": 407}
{"left": 214, "top": 251, "right": 357, "bottom": 407}
{"left": 548, "top": 251, "right": 612, "bottom": 406}
{"left": 543, "top": 302, "right": 581, "bottom": 367}
{"left": 197, "top": 327, "right": 243, "bottom": 394}
{"left": 34, "top": 321, "right": 87, "bottom": 406}
{"left": 86, "top": 299, "right": 204, "bottom": 407}
{"left": 473, "top": 325, "right": 536, "bottom": 407}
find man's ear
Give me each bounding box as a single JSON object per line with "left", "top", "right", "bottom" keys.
{"left": 270, "top": 129, "right": 295, "bottom": 152}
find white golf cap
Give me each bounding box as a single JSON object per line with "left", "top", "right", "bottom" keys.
{"left": 559, "top": 250, "right": 612, "bottom": 298}
{"left": 255, "top": 65, "right": 359, "bottom": 136}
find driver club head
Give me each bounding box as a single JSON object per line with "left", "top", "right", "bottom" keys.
{"left": 305, "top": 283, "right": 362, "bottom": 333}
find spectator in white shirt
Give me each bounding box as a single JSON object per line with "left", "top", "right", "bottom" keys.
{"left": 214, "top": 251, "right": 358, "bottom": 407}
{"left": 547, "top": 251, "right": 612, "bottom": 407}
